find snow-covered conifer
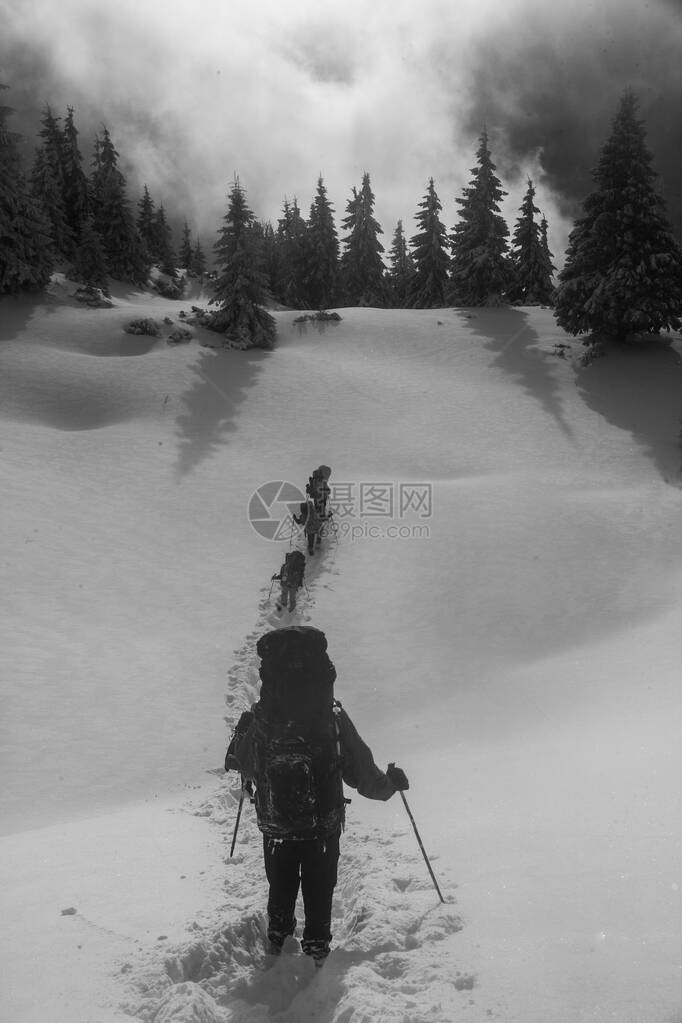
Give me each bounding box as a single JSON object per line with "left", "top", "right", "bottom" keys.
{"left": 510, "top": 179, "right": 555, "bottom": 304}
{"left": 210, "top": 177, "right": 276, "bottom": 349}
{"left": 555, "top": 91, "right": 682, "bottom": 341}
{"left": 340, "top": 172, "right": 386, "bottom": 306}
{"left": 387, "top": 219, "right": 415, "bottom": 307}
{"left": 449, "top": 130, "right": 513, "bottom": 306}
{"left": 303, "top": 176, "right": 339, "bottom": 309}
{"left": 407, "top": 178, "right": 450, "bottom": 308}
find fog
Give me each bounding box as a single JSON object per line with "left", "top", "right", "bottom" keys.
{"left": 2, "top": 0, "right": 680, "bottom": 260}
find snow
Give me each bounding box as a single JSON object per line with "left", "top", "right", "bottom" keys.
{"left": 1, "top": 281, "right": 681, "bottom": 1022}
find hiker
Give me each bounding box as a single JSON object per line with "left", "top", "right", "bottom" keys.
{"left": 294, "top": 499, "right": 322, "bottom": 554}
{"left": 224, "top": 626, "right": 409, "bottom": 967}
{"left": 273, "top": 550, "right": 306, "bottom": 613}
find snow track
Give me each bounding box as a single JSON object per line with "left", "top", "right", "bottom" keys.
{"left": 127, "top": 536, "right": 470, "bottom": 1022}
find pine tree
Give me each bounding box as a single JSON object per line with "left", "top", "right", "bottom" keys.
{"left": 510, "top": 179, "right": 555, "bottom": 304}
{"left": 152, "top": 203, "right": 176, "bottom": 276}
{"left": 274, "top": 197, "right": 308, "bottom": 308}
{"left": 91, "top": 127, "right": 149, "bottom": 284}
{"left": 136, "top": 185, "right": 156, "bottom": 259}
{"left": 406, "top": 178, "right": 450, "bottom": 308}
{"left": 179, "top": 220, "right": 193, "bottom": 270}
{"left": 303, "top": 176, "right": 339, "bottom": 309}
{"left": 0, "top": 84, "right": 54, "bottom": 293}
{"left": 538, "top": 215, "right": 556, "bottom": 305}
{"left": 555, "top": 91, "right": 682, "bottom": 341}
{"left": 450, "top": 129, "right": 513, "bottom": 306}
{"left": 69, "top": 215, "right": 109, "bottom": 292}
{"left": 30, "top": 106, "right": 73, "bottom": 259}
{"left": 61, "top": 106, "right": 90, "bottom": 245}
{"left": 210, "top": 177, "right": 276, "bottom": 349}
{"left": 340, "top": 171, "right": 386, "bottom": 306}
{"left": 191, "top": 237, "right": 207, "bottom": 276}
{"left": 387, "top": 219, "right": 415, "bottom": 307}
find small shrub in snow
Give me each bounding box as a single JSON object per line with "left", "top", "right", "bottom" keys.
{"left": 73, "top": 285, "right": 113, "bottom": 308}
{"left": 293, "top": 311, "right": 342, "bottom": 324}
{"left": 166, "top": 327, "right": 192, "bottom": 344}
{"left": 124, "top": 317, "right": 161, "bottom": 336}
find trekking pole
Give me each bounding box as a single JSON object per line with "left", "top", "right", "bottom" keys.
{"left": 389, "top": 763, "right": 445, "bottom": 903}
{"left": 230, "top": 779, "right": 246, "bottom": 858}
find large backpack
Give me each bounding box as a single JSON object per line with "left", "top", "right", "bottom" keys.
{"left": 251, "top": 627, "right": 345, "bottom": 840}
{"left": 280, "top": 550, "right": 305, "bottom": 589}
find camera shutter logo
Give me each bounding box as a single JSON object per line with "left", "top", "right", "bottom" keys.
{"left": 248, "top": 481, "right": 306, "bottom": 540}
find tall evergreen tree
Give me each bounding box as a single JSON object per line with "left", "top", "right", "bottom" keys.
{"left": 406, "top": 178, "right": 450, "bottom": 308}
{"left": 152, "top": 203, "right": 176, "bottom": 276}
{"left": 0, "top": 84, "right": 54, "bottom": 293}
{"left": 69, "top": 215, "right": 109, "bottom": 292}
{"left": 449, "top": 129, "right": 513, "bottom": 305}
{"left": 91, "top": 127, "right": 149, "bottom": 284}
{"left": 179, "top": 220, "right": 193, "bottom": 270}
{"left": 303, "top": 176, "right": 339, "bottom": 309}
{"left": 61, "top": 106, "right": 90, "bottom": 245}
{"left": 274, "top": 197, "right": 308, "bottom": 308}
{"left": 340, "top": 171, "right": 386, "bottom": 306}
{"left": 30, "top": 106, "right": 73, "bottom": 259}
{"left": 538, "top": 215, "right": 556, "bottom": 305}
{"left": 387, "top": 219, "right": 415, "bottom": 307}
{"left": 510, "top": 179, "right": 555, "bottom": 304}
{"left": 210, "top": 177, "right": 276, "bottom": 349}
{"left": 136, "top": 184, "right": 156, "bottom": 258}
{"left": 191, "top": 237, "right": 207, "bottom": 276}
{"left": 555, "top": 91, "right": 682, "bottom": 341}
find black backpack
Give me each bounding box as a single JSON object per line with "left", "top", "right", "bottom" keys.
{"left": 251, "top": 627, "right": 345, "bottom": 839}
{"left": 280, "top": 550, "right": 305, "bottom": 589}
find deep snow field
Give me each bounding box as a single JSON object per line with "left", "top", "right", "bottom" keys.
{"left": 1, "top": 277, "right": 681, "bottom": 1023}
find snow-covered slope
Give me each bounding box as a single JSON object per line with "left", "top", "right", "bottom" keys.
{"left": 1, "top": 282, "right": 680, "bottom": 1022}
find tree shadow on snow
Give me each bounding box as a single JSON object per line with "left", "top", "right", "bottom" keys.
{"left": 175, "top": 346, "right": 269, "bottom": 477}
{"left": 456, "top": 306, "right": 575, "bottom": 440}
{"left": 0, "top": 292, "right": 61, "bottom": 343}
{"left": 576, "top": 336, "right": 682, "bottom": 484}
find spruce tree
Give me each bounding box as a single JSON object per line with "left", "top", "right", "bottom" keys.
{"left": 387, "top": 219, "right": 415, "bottom": 307}
{"left": 0, "top": 84, "right": 54, "bottom": 293}
{"left": 61, "top": 106, "right": 90, "bottom": 245}
{"left": 340, "top": 171, "right": 386, "bottom": 306}
{"left": 210, "top": 177, "right": 276, "bottom": 349}
{"left": 450, "top": 129, "right": 513, "bottom": 305}
{"left": 538, "top": 216, "right": 556, "bottom": 305}
{"left": 275, "top": 197, "right": 308, "bottom": 307}
{"left": 91, "top": 127, "right": 149, "bottom": 284}
{"left": 136, "top": 184, "right": 156, "bottom": 259}
{"left": 191, "top": 237, "right": 207, "bottom": 276}
{"left": 69, "top": 215, "right": 109, "bottom": 292}
{"left": 406, "top": 178, "right": 450, "bottom": 308}
{"left": 152, "top": 203, "right": 176, "bottom": 276}
{"left": 179, "top": 220, "right": 193, "bottom": 270}
{"left": 555, "top": 91, "right": 682, "bottom": 341}
{"left": 303, "top": 176, "right": 339, "bottom": 310}
{"left": 30, "top": 106, "right": 73, "bottom": 259}
{"left": 510, "top": 179, "right": 555, "bottom": 304}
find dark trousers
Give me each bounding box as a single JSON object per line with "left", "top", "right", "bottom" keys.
{"left": 263, "top": 834, "right": 340, "bottom": 953}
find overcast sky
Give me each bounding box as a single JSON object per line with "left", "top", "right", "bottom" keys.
{"left": 3, "top": 0, "right": 681, "bottom": 259}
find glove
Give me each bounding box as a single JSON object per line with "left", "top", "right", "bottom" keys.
{"left": 386, "top": 763, "right": 409, "bottom": 791}
{"left": 224, "top": 753, "right": 240, "bottom": 772}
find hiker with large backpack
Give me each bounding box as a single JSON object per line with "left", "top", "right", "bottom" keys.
{"left": 273, "top": 550, "right": 306, "bottom": 613}
{"left": 293, "top": 500, "right": 322, "bottom": 554}
{"left": 224, "top": 626, "right": 409, "bottom": 967}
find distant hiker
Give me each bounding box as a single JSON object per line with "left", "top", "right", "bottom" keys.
{"left": 225, "top": 626, "right": 409, "bottom": 966}
{"left": 294, "top": 500, "right": 322, "bottom": 554}
{"left": 273, "top": 550, "right": 306, "bottom": 613}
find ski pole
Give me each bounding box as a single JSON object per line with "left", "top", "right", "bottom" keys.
{"left": 389, "top": 763, "right": 445, "bottom": 903}
{"left": 230, "top": 780, "right": 246, "bottom": 858}
{"left": 268, "top": 574, "right": 278, "bottom": 599}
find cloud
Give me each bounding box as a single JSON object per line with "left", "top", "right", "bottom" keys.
{"left": 1, "top": 0, "right": 680, "bottom": 265}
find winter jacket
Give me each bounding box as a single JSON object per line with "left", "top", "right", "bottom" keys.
{"left": 233, "top": 702, "right": 396, "bottom": 803}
